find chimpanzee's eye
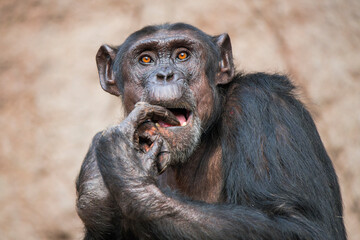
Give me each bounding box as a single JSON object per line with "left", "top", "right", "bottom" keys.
{"left": 139, "top": 55, "right": 153, "bottom": 64}
{"left": 176, "top": 51, "right": 189, "bottom": 61}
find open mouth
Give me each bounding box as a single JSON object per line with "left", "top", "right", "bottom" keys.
{"left": 157, "top": 108, "right": 191, "bottom": 128}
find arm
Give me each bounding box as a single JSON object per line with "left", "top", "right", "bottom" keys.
{"left": 76, "top": 103, "right": 178, "bottom": 239}
{"left": 94, "top": 97, "right": 331, "bottom": 240}
{"left": 96, "top": 128, "right": 326, "bottom": 240}
{"left": 76, "top": 132, "right": 119, "bottom": 239}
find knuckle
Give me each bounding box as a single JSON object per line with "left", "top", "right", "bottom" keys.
{"left": 135, "top": 101, "right": 148, "bottom": 108}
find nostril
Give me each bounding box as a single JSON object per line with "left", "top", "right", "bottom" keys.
{"left": 166, "top": 72, "right": 174, "bottom": 80}
{"left": 156, "top": 72, "right": 165, "bottom": 80}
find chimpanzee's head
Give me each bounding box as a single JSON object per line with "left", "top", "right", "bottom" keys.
{"left": 96, "top": 23, "right": 234, "bottom": 164}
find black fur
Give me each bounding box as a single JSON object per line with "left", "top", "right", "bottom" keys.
{"left": 76, "top": 24, "right": 346, "bottom": 240}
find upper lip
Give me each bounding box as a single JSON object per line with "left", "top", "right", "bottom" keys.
{"left": 167, "top": 108, "right": 191, "bottom": 119}
{"left": 148, "top": 100, "right": 193, "bottom": 113}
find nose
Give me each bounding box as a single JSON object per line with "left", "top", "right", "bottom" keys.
{"left": 156, "top": 68, "right": 174, "bottom": 81}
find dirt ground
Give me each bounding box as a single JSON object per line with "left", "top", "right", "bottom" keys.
{"left": 0, "top": 0, "right": 359, "bottom": 239}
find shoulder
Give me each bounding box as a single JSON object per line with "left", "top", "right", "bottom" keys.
{"left": 222, "top": 73, "right": 299, "bottom": 117}
{"left": 228, "top": 72, "right": 297, "bottom": 100}
{"left": 220, "top": 72, "right": 306, "bottom": 135}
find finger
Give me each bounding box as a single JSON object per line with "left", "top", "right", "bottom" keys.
{"left": 138, "top": 121, "right": 158, "bottom": 139}
{"left": 157, "top": 152, "right": 171, "bottom": 174}
{"left": 149, "top": 105, "right": 180, "bottom": 126}
{"left": 137, "top": 121, "right": 158, "bottom": 151}
{"left": 145, "top": 137, "right": 163, "bottom": 160}
{"left": 138, "top": 131, "right": 158, "bottom": 145}
{"left": 140, "top": 137, "right": 163, "bottom": 174}
{"left": 138, "top": 132, "right": 158, "bottom": 153}
{"left": 117, "top": 103, "right": 153, "bottom": 139}
{"left": 157, "top": 141, "right": 171, "bottom": 174}
{"left": 132, "top": 102, "right": 180, "bottom": 126}
{"left": 120, "top": 102, "right": 180, "bottom": 142}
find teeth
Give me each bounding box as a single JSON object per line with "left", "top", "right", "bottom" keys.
{"left": 181, "top": 122, "right": 187, "bottom": 126}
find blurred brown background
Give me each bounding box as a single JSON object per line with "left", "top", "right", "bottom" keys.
{"left": 0, "top": 0, "right": 359, "bottom": 239}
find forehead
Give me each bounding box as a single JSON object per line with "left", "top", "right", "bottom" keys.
{"left": 125, "top": 29, "right": 211, "bottom": 50}
{"left": 137, "top": 28, "right": 201, "bottom": 39}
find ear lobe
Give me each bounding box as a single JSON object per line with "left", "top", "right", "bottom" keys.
{"left": 214, "top": 33, "right": 234, "bottom": 85}
{"left": 96, "top": 44, "right": 121, "bottom": 96}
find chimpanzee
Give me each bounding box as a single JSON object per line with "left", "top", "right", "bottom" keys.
{"left": 76, "top": 23, "right": 346, "bottom": 240}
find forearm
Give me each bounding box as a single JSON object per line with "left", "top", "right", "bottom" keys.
{"left": 111, "top": 182, "right": 330, "bottom": 240}
{"left": 76, "top": 133, "right": 119, "bottom": 238}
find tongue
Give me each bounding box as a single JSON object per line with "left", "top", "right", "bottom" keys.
{"left": 158, "top": 113, "right": 186, "bottom": 127}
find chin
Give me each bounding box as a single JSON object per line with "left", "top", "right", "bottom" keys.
{"left": 157, "top": 113, "right": 202, "bottom": 165}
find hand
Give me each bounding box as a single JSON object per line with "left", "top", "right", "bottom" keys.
{"left": 97, "top": 102, "right": 179, "bottom": 179}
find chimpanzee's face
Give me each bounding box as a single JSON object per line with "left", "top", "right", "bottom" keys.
{"left": 116, "top": 29, "right": 219, "bottom": 163}
{"left": 120, "top": 29, "right": 217, "bottom": 126}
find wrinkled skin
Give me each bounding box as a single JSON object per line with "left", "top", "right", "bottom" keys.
{"left": 76, "top": 23, "right": 346, "bottom": 240}
{"left": 113, "top": 28, "right": 228, "bottom": 164}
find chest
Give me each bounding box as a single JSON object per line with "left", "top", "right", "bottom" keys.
{"left": 158, "top": 146, "right": 223, "bottom": 203}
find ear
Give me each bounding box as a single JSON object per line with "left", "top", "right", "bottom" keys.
{"left": 96, "top": 44, "right": 121, "bottom": 96}
{"left": 214, "top": 33, "right": 234, "bottom": 85}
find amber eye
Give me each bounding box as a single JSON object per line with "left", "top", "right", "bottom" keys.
{"left": 140, "top": 55, "right": 152, "bottom": 64}
{"left": 177, "top": 52, "right": 188, "bottom": 61}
